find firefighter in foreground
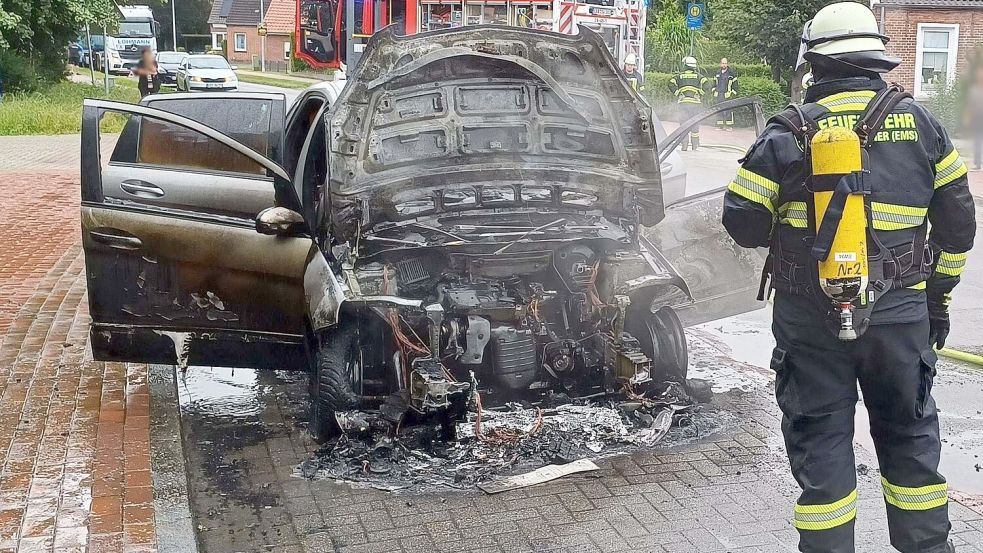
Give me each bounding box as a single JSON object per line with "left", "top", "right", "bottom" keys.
{"left": 668, "top": 56, "right": 707, "bottom": 150}
{"left": 622, "top": 53, "right": 644, "bottom": 92}
{"left": 722, "top": 3, "right": 975, "bottom": 552}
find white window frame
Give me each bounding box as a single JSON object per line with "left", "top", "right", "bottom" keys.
{"left": 234, "top": 32, "right": 247, "bottom": 52}
{"left": 914, "top": 23, "right": 959, "bottom": 98}
{"left": 283, "top": 40, "right": 290, "bottom": 60}
{"left": 212, "top": 32, "right": 227, "bottom": 49}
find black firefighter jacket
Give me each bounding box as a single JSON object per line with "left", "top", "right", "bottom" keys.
{"left": 722, "top": 77, "right": 976, "bottom": 324}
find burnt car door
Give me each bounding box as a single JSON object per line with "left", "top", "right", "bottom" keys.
{"left": 101, "top": 92, "right": 286, "bottom": 218}
{"left": 81, "top": 99, "right": 315, "bottom": 369}
{"left": 141, "top": 92, "right": 286, "bottom": 163}
{"left": 643, "top": 98, "right": 769, "bottom": 326}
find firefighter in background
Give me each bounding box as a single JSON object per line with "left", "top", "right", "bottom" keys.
{"left": 722, "top": 3, "right": 974, "bottom": 552}
{"left": 713, "top": 57, "right": 738, "bottom": 129}
{"left": 621, "top": 53, "right": 644, "bottom": 92}
{"left": 668, "top": 56, "right": 707, "bottom": 150}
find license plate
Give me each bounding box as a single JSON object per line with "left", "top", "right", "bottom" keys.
{"left": 205, "top": 82, "right": 224, "bottom": 88}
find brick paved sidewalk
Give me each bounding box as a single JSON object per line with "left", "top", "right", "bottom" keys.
{"left": 176, "top": 364, "right": 983, "bottom": 553}
{"left": 0, "top": 169, "right": 157, "bottom": 552}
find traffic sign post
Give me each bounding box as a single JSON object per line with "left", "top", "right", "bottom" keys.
{"left": 685, "top": 2, "right": 704, "bottom": 57}
{"left": 686, "top": 2, "right": 704, "bottom": 30}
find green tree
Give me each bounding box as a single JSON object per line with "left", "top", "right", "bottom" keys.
{"left": 645, "top": 0, "right": 706, "bottom": 72}
{"left": 0, "top": 0, "right": 116, "bottom": 87}
{"left": 712, "top": 0, "right": 864, "bottom": 84}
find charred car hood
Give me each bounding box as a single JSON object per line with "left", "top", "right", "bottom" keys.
{"left": 327, "top": 25, "right": 663, "bottom": 239}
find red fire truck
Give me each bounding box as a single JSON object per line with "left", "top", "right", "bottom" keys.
{"left": 295, "top": 0, "right": 644, "bottom": 71}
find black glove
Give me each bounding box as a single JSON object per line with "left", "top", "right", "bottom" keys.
{"left": 927, "top": 292, "right": 950, "bottom": 350}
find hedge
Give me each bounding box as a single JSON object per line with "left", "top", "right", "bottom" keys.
{"left": 642, "top": 71, "right": 789, "bottom": 125}
{"left": 644, "top": 72, "right": 676, "bottom": 109}
{"left": 0, "top": 51, "right": 45, "bottom": 93}
{"left": 738, "top": 76, "right": 789, "bottom": 116}
{"left": 697, "top": 63, "right": 773, "bottom": 80}
{"left": 647, "top": 62, "right": 773, "bottom": 80}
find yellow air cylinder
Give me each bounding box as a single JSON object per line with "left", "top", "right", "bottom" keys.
{"left": 810, "top": 126, "right": 868, "bottom": 340}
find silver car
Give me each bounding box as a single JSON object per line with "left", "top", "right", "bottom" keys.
{"left": 176, "top": 54, "right": 238, "bottom": 92}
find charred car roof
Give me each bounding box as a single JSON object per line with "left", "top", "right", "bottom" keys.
{"left": 327, "top": 25, "right": 664, "bottom": 235}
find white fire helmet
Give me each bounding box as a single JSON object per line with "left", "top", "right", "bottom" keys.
{"left": 624, "top": 53, "right": 638, "bottom": 66}
{"left": 682, "top": 56, "right": 697, "bottom": 68}
{"left": 796, "top": 2, "right": 889, "bottom": 69}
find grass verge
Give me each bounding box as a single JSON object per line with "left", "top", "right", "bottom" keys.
{"left": 235, "top": 72, "right": 315, "bottom": 90}
{"left": 0, "top": 80, "right": 140, "bottom": 136}
{"left": 69, "top": 66, "right": 140, "bottom": 89}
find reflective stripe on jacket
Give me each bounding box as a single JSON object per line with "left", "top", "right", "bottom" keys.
{"left": 721, "top": 77, "right": 976, "bottom": 316}
{"left": 669, "top": 70, "right": 707, "bottom": 105}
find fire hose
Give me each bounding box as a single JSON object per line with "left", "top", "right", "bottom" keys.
{"left": 937, "top": 347, "right": 983, "bottom": 369}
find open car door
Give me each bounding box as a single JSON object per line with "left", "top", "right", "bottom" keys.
{"left": 81, "top": 99, "right": 315, "bottom": 369}
{"left": 97, "top": 92, "right": 287, "bottom": 218}
{"left": 141, "top": 92, "right": 286, "bottom": 162}
{"left": 644, "top": 97, "right": 768, "bottom": 326}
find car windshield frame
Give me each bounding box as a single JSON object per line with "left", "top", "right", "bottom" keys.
{"left": 188, "top": 57, "right": 232, "bottom": 70}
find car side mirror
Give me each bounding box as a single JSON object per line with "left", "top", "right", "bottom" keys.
{"left": 256, "top": 207, "right": 306, "bottom": 236}
{"left": 230, "top": 65, "right": 238, "bottom": 71}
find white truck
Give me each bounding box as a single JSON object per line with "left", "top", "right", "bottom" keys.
{"left": 97, "top": 5, "right": 158, "bottom": 75}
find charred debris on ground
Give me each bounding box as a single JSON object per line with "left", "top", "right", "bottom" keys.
{"left": 297, "top": 380, "right": 732, "bottom": 492}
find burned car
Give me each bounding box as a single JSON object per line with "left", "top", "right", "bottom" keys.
{"left": 80, "top": 26, "right": 763, "bottom": 441}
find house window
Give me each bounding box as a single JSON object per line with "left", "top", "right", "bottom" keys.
{"left": 212, "top": 32, "right": 226, "bottom": 49}
{"left": 283, "top": 40, "right": 290, "bottom": 60}
{"left": 234, "top": 32, "right": 247, "bottom": 52}
{"left": 915, "top": 23, "right": 959, "bottom": 97}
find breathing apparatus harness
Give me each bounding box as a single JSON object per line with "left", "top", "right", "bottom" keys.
{"left": 756, "top": 83, "right": 929, "bottom": 339}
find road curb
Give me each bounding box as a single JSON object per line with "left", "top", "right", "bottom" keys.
{"left": 149, "top": 364, "right": 201, "bottom": 553}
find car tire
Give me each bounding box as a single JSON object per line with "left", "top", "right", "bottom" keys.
{"left": 310, "top": 322, "right": 363, "bottom": 442}
{"left": 626, "top": 304, "right": 688, "bottom": 384}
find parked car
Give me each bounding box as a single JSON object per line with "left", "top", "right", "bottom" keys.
{"left": 79, "top": 27, "right": 762, "bottom": 441}
{"left": 156, "top": 51, "right": 188, "bottom": 87}
{"left": 175, "top": 55, "right": 238, "bottom": 92}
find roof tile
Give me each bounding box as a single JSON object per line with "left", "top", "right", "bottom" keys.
{"left": 207, "top": 0, "right": 231, "bottom": 25}
{"left": 879, "top": 0, "right": 983, "bottom": 7}
{"left": 226, "top": 0, "right": 263, "bottom": 26}
{"left": 264, "top": 0, "right": 296, "bottom": 34}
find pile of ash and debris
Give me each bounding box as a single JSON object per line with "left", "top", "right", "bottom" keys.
{"left": 297, "top": 380, "right": 737, "bottom": 492}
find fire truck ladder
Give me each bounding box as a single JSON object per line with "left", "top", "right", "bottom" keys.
{"left": 624, "top": 0, "right": 643, "bottom": 67}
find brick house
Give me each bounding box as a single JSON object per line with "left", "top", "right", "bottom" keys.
{"left": 222, "top": 0, "right": 296, "bottom": 68}
{"left": 208, "top": 0, "right": 231, "bottom": 50}
{"left": 876, "top": 0, "right": 983, "bottom": 99}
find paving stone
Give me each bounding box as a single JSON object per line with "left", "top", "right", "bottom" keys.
{"left": 4, "top": 141, "right": 981, "bottom": 553}
{"left": 0, "top": 169, "right": 156, "bottom": 550}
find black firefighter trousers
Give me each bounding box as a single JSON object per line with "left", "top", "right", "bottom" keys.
{"left": 771, "top": 296, "right": 951, "bottom": 553}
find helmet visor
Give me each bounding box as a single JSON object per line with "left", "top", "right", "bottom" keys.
{"left": 796, "top": 20, "right": 812, "bottom": 70}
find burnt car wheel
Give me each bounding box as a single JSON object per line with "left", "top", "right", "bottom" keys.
{"left": 627, "top": 305, "right": 688, "bottom": 383}
{"left": 311, "top": 323, "right": 363, "bottom": 441}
